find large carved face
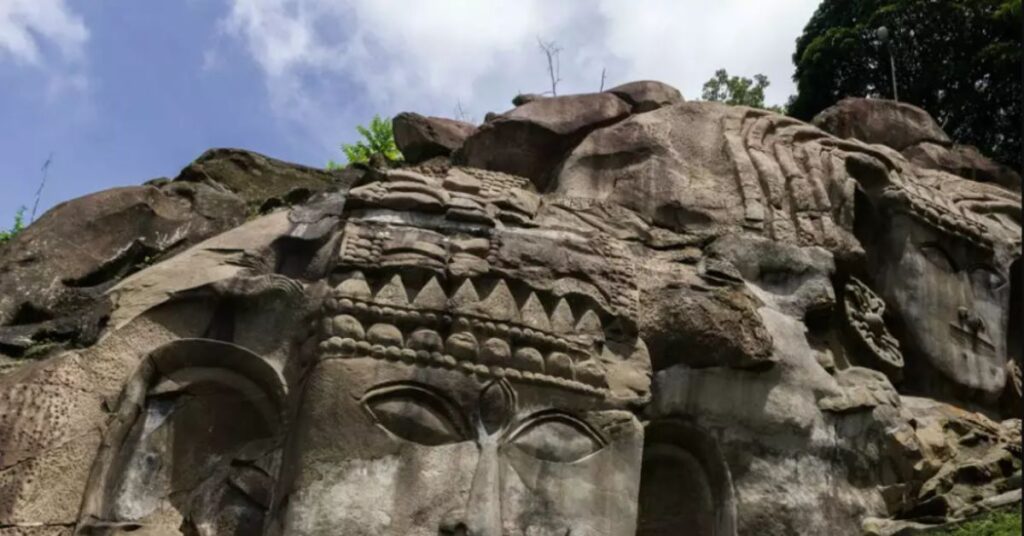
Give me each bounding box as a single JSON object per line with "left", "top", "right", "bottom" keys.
{"left": 270, "top": 166, "right": 651, "bottom": 535}
{"left": 851, "top": 169, "right": 1021, "bottom": 400}
{"left": 869, "top": 209, "right": 1017, "bottom": 398}
{"left": 277, "top": 359, "right": 642, "bottom": 535}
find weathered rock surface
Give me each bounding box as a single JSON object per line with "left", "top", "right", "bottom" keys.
{"left": 813, "top": 97, "right": 1020, "bottom": 192}
{"left": 0, "top": 149, "right": 346, "bottom": 371}
{"left": 813, "top": 97, "right": 951, "bottom": 151}
{"left": 0, "top": 82, "right": 1019, "bottom": 535}
{"left": 460, "top": 92, "right": 631, "bottom": 189}
{"left": 606, "top": 80, "right": 684, "bottom": 112}
{"left": 393, "top": 112, "right": 476, "bottom": 163}
{"left": 174, "top": 147, "right": 341, "bottom": 211}
{"left": 903, "top": 142, "right": 1021, "bottom": 191}
{"left": 0, "top": 184, "right": 245, "bottom": 364}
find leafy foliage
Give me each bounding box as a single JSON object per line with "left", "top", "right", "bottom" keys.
{"left": 934, "top": 507, "right": 1022, "bottom": 535}
{"left": 790, "top": 0, "right": 1022, "bottom": 168}
{"left": 337, "top": 115, "right": 402, "bottom": 166}
{"left": 701, "top": 69, "right": 786, "bottom": 113}
{"left": 0, "top": 206, "right": 26, "bottom": 245}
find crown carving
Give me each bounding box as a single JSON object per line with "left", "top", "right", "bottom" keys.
{"left": 316, "top": 270, "right": 644, "bottom": 398}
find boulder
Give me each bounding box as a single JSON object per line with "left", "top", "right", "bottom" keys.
{"left": 0, "top": 184, "right": 246, "bottom": 362}
{"left": 555, "top": 102, "right": 756, "bottom": 233}
{"left": 460, "top": 92, "right": 631, "bottom": 189}
{"left": 813, "top": 97, "right": 951, "bottom": 151}
{"left": 896, "top": 397, "right": 1022, "bottom": 523}
{"left": 392, "top": 112, "right": 476, "bottom": 164}
{"left": 903, "top": 142, "right": 1021, "bottom": 191}
{"left": 174, "top": 148, "right": 340, "bottom": 212}
{"left": 606, "top": 80, "right": 684, "bottom": 112}
{"left": 0, "top": 149, "right": 343, "bottom": 366}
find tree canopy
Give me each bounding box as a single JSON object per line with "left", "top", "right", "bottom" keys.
{"left": 701, "top": 69, "right": 784, "bottom": 112}
{"left": 790, "top": 0, "right": 1022, "bottom": 168}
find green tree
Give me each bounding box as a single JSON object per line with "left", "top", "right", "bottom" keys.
{"left": 332, "top": 115, "right": 402, "bottom": 167}
{"left": 701, "top": 69, "right": 786, "bottom": 113}
{"left": 790, "top": 0, "right": 1022, "bottom": 168}
{"left": 0, "top": 206, "right": 26, "bottom": 245}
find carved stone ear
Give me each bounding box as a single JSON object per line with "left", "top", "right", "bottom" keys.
{"left": 77, "top": 339, "right": 287, "bottom": 534}
{"left": 637, "top": 419, "right": 737, "bottom": 536}
{"left": 845, "top": 152, "right": 893, "bottom": 195}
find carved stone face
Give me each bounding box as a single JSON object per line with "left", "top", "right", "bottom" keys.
{"left": 276, "top": 359, "right": 642, "bottom": 535}
{"left": 871, "top": 212, "right": 1013, "bottom": 397}
{"left": 266, "top": 165, "right": 650, "bottom": 535}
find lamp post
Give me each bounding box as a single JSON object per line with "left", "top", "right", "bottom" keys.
{"left": 876, "top": 26, "right": 899, "bottom": 102}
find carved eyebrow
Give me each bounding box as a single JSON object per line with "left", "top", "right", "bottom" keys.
{"left": 360, "top": 382, "right": 472, "bottom": 437}
{"left": 505, "top": 409, "right": 607, "bottom": 446}
{"left": 919, "top": 242, "right": 959, "bottom": 271}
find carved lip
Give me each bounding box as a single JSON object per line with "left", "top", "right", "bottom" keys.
{"left": 947, "top": 323, "right": 997, "bottom": 355}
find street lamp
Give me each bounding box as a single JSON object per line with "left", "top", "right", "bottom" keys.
{"left": 875, "top": 26, "right": 899, "bottom": 102}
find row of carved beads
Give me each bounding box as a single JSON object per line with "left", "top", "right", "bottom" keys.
{"left": 317, "top": 333, "right": 608, "bottom": 397}
{"left": 318, "top": 316, "right": 607, "bottom": 391}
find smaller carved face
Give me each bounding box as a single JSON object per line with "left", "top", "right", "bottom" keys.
{"left": 274, "top": 359, "right": 643, "bottom": 536}
{"left": 873, "top": 214, "right": 1011, "bottom": 396}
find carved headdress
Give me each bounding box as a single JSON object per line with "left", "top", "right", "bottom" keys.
{"left": 314, "top": 166, "right": 651, "bottom": 401}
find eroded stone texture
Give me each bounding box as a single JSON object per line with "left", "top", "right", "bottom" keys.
{"left": 0, "top": 82, "right": 1019, "bottom": 535}
{"left": 814, "top": 98, "right": 1021, "bottom": 192}
{"left": 902, "top": 142, "right": 1021, "bottom": 192}
{"left": 0, "top": 149, "right": 346, "bottom": 374}
{"left": 393, "top": 112, "right": 476, "bottom": 163}
{"left": 605, "top": 80, "right": 685, "bottom": 113}
{"left": 0, "top": 184, "right": 245, "bottom": 366}
{"left": 174, "top": 148, "right": 343, "bottom": 211}
{"left": 460, "top": 92, "right": 631, "bottom": 189}
{"left": 813, "top": 97, "right": 951, "bottom": 151}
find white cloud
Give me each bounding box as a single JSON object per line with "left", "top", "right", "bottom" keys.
{"left": 219, "top": 0, "right": 821, "bottom": 156}
{"left": 0, "top": 0, "right": 88, "bottom": 65}
{"left": 0, "top": 0, "right": 90, "bottom": 100}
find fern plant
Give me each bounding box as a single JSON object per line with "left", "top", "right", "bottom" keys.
{"left": 0, "top": 206, "right": 26, "bottom": 245}
{"left": 336, "top": 115, "right": 403, "bottom": 166}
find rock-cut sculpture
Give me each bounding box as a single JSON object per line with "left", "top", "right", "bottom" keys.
{"left": 0, "top": 82, "right": 1019, "bottom": 536}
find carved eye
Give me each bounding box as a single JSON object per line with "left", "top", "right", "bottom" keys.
{"left": 362, "top": 385, "right": 469, "bottom": 446}
{"left": 970, "top": 266, "right": 1006, "bottom": 293}
{"left": 919, "top": 244, "right": 956, "bottom": 272}
{"left": 509, "top": 411, "right": 605, "bottom": 463}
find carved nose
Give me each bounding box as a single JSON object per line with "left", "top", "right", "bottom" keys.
{"left": 439, "top": 440, "right": 502, "bottom": 536}
{"left": 957, "top": 306, "right": 987, "bottom": 334}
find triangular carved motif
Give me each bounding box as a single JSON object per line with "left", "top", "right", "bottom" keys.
{"left": 450, "top": 278, "right": 481, "bottom": 310}
{"left": 479, "top": 280, "right": 519, "bottom": 322}
{"left": 335, "top": 272, "right": 371, "bottom": 299}
{"left": 520, "top": 292, "right": 551, "bottom": 331}
{"left": 374, "top": 274, "right": 409, "bottom": 306}
{"left": 550, "top": 298, "right": 575, "bottom": 333}
{"left": 413, "top": 276, "right": 448, "bottom": 309}
{"left": 576, "top": 309, "right": 604, "bottom": 340}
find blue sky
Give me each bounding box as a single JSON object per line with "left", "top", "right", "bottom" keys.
{"left": 0, "top": 0, "right": 822, "bottom": 225}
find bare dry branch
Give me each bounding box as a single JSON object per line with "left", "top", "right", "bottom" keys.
{"left": 537, "top": 37, "right": 562, "bottom": 96}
